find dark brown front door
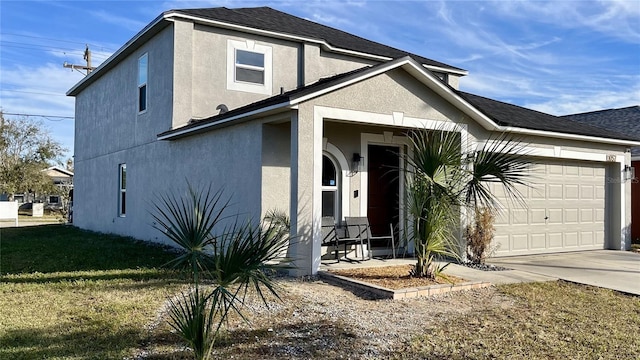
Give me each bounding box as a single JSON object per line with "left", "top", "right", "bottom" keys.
{"left": 367, "top": 144, "right": 399, "bottom": 238}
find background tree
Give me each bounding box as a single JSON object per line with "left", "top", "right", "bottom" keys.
{"left": 0, "top": 111, "right": 66, "bottom": 199}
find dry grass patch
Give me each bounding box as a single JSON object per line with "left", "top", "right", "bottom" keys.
{"left": 329, "top": 264, "right": 465, "bottom": 289}
{"left": 401, "top": 281, "right": 640, "bottom": 359}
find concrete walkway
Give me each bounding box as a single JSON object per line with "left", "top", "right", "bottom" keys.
{"left": 488, "top": 250, "right": 640, "bottom": 296}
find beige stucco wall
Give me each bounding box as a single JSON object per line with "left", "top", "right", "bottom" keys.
{"left": 261, "top": 122, "right": 292, "bottom": 216}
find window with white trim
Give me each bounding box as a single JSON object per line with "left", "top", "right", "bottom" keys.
{"left": 226, "top": 40, "right": 272, "bottom": 95}
{"left": 118, "top": 164, "right": 126, "bottom": 216}
{"left": 138, "top": 53, "right": 148, "bottom": 113}
{"left": 322, "top": 155, "right": 340, "bottom": 219}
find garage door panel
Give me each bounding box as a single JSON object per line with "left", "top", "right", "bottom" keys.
{"left": 548, "top": 164, "right": 563, "bottom": 175}
{"left": 512, "top": 209, "right": 528, "bottom": 224}
{"left": 492, "top": 159, "right": 606, "bottom": 256}
{"left": 549, "top": 233, "right": 563, "bottom": 248}
{"left": 531, "top": 233, "right": 546, "bottom": 249}
{"left": 581, "top": 166, "right": 594, "bottom": 176}
{"left": 531, "top": 186, "right": 546, "bottom": 199}
{"left": 580, "top": 185, "right": 594, "bottom": 199}
{"left": 565, "top": 185, "right": 579, "bottom": 199}
{"left": 512, "top": 234, "right": 528, "bottom": 250}
{"left": 531, "top": 209, "right": 546, "bottom": 224}
{"left": 580, "top": 209, "right": 593, "bottom": 222}
{"left": 581, "top": 231, "right": 594, "bottom": 246}
{"left": 565, "top": 165, "right": 580, "bottom": 176}
{"left": 548, "top": 208, "right": 563, "bottom": 224}
{"left": 565, "top": 232, "right": 579, "bottom": 247}
{"left": 548, "top": 184, "right": 563, "bottom": 199}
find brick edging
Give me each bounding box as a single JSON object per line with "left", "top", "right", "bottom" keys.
{"left": 317, "top": 271, "right": 491, "bottom": 300}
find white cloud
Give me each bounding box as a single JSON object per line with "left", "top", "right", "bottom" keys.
{"left": 89, "top": 9, "right": 149, "bottom": 32}
{"left": 526, "top": 86, "right": 640, "bottom": 116}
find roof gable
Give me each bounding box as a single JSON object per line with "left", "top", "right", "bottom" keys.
{"left": 43, "top": 166, "right": 74, "bottom": 177}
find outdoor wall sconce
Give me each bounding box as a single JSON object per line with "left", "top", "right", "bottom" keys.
{"left": 352, "top": 153, "right": 364, "bottom": 174}
{"left": 623, "top": 165, "right": 635, "bottom": 181}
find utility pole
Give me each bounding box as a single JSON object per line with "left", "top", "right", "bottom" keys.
{"left": 63, "top": 45, "right": 96, "bottom": 75}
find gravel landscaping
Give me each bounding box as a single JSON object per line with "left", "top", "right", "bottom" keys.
{"left": 139, "top": 277, "right": 640, "bottom": 359}
{"left": 142, "top": 276, "right": 513, "bottom": 359}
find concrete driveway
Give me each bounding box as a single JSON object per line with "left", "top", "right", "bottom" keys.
{"left": 488, "top": 250, "right": 640, "bottom": 296}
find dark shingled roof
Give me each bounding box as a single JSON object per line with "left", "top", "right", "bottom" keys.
{"left": 561, "top": 106, "right": 640, "bottom": 154}
{"left": 561, "top": 106, "right": 640, "bottom": 137}
{"left": 456, "top": 92, "right": 640, "bottom": 142}
{"left": 173, "top": 6, "right": 464, "bottom": 72}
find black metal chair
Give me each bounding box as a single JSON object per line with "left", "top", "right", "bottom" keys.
{"left": 345, "top": 217, "right": 396, "bottom": 260}
{"left": 321, "top": 216, "right": 366, "bottom": 262}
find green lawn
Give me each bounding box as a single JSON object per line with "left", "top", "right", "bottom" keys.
{"left": 0, "top": 225, "right": 185, "bottom": 360}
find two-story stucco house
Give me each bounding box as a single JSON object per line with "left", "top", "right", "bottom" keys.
{"left": 67, "top": 7, "right": 638, "bottom": 275}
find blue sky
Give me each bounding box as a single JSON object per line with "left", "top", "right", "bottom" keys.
{"left": 1, "top": 0, "right": 639, "bottom": 162}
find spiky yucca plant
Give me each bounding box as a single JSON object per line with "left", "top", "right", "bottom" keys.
{"left": 151, "top": 184, "right": 292, "bottom": 360}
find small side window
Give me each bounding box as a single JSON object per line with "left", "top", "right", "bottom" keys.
{"left": 118, "top": 164, "right": 127, "bottom": 216}
{"left": 138, "top": 54, "right": 148, "bottom": 113}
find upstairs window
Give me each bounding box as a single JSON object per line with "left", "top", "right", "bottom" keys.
{"left": 235, "top": 50, "right": 265, "bottom": 84}
{"left": 227, "top": 40, "right": 272, "bottom": 95}
{"left": 118, "top": 164, "right": 126, "bottom": 216}
{"left": 138, "top": 53, "right": 148, "bottom": 113}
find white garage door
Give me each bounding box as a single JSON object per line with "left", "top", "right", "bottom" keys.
{"left": 491, "top": 160, "right": 606, "bottom": 256}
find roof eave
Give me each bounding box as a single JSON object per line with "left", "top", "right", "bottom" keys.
{"left": 157, "top": 101, "right": 293, "bottom": 140}
{"left": 501, "top": 126, "right": 640, "bottom": 147}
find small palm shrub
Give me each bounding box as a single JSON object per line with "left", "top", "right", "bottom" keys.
{"left": 465, "top": 207, "right": 495, "bottom": 264}
{"left": 151, "top": 183, "right": 293, "bottom": 360}
{"left": 404, "top": 128, "right": 530, "bottom": 279}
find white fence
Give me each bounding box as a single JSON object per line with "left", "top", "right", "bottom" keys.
{"left": 0, "top": 201, "right": 19, "bottom": 226}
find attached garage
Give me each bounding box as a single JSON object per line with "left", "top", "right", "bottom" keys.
{"left": 492, "top": 159, "right": 607, "bottom": 256}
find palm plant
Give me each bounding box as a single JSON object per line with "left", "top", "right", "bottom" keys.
{"left": 151, "top": 184, "right": 293, "bottom": 360}
{"left": 404, "top": 128, "right": 530, "bottom": 278}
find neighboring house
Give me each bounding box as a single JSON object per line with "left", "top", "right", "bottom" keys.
{"left": 41, "top": 166, "right": 74, "bottom": 211}
{"left": 2, "top": 166, "right": 73, "bottom": 210}
{"left": 67, "top": 7, "right": 638, "bottom": 275}
{"left": 562, "top": 106, "right": 640, "bottom": 241}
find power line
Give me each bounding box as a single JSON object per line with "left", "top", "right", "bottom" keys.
{"left": 1, "top": 89, "right": 67, "bottom": 97}
{"left": 3, "top": 112, "right": 74, "bottom": 120}
{"left": 1, "top": 43, "right": 110, "bottom": 61}
{"left": 0, "top": 33, "right": 115, "bottom": 51}
{"left": 1, "top": 40, "right": 85, "bottom": 53}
